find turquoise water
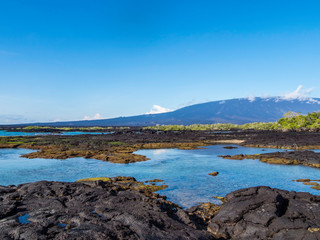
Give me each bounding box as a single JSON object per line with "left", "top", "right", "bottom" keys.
{"left": 0, "top": 145, "right": 319, "bottom": 208}
{"left": 0, "top": 130, "right": 111, "bottom": 136}
{"left": 0, "top": 130, "right": 51, "bottom": 136}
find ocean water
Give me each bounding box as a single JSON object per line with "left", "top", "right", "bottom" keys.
{"left": 0, "top": 145, "right": 319, "bottom": 208}
{"left": 0, "top": 130, "right": 111, "bottom": 136}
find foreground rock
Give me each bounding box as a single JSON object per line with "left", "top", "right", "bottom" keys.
{"left": 208, "top": 186, "right": 320, "bottom": 240}
{"left": 219, "top": 150, "right": 320, "bottom": 168}
{"left": 1, "top": 179, "right": 320, "bottom": 240}
{"left": 0, "top": 179, "right": 213, "bottom": 240}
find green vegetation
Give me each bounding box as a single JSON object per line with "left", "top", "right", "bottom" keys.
{"left": 77, "top": 177, "right": 111, "bottom": 182}
{"left": 10, "top": 112, "right": 320, "bottom": 133}
{"left": 143, "top": 122, "right": 280, "bottom": 131}
{"left": 23, "top": 126, "right": 52, "bottom": 130}
{"left": 278, "top": 112, "right": 320, "bottom": 130}
{"left": 144, "top": 112, "right": 320, "bottom": 131}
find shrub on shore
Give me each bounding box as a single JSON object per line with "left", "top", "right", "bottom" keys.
{"left": 144, "top": 112, "right": 320, "bottom": 132}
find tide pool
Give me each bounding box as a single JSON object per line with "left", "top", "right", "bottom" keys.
{"left": 0, "top": 145, "right": 319, "bottom": 208}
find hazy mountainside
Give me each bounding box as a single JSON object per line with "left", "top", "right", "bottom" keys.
{"left": 22, "top": 97, "right": 320, "bottom": 126}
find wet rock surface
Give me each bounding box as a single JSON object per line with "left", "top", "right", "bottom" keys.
{"left": 0, "top": 180, "right": 214, "bottom": 240}
{"left": 208, "top": 186, "right": 320, "bottom": 240}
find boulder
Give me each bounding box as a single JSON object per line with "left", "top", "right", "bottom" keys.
{"left": 208, "top": 186, "right": 320, "bottom": 240}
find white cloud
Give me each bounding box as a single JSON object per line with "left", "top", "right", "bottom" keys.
{"left": 247, "top": 95, "right": 256, "bottom": 102}
{"left": 281, "top": 85, "right": 314, "bottom": 100}
{"left": 146, "top": 105, "right": 173, "bottom": 114}
{"left": 83, "top": 113, "right": 103, "bottom": 120}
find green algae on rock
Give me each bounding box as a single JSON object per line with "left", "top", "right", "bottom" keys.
{"left": 219, "top": 150, "right": 320, "bottom": 168}
{"left": 294, "top": 178, "right": 320, "bottom": 191}
{"left": 77, "top": 176, "right": 168, "bottom": 193}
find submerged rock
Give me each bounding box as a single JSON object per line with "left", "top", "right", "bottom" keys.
{"left": 145, "top": 179, "right": 164, "bottom": 183}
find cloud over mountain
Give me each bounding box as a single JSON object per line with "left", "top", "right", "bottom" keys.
{"left": 83, "top": 113, "right": 103, "bottom": 120}
{"left": 146, "top": 105, "right": 173, "bottom": 114}
{"left": 281, "top": 85, "right": 314, "bottom": 100}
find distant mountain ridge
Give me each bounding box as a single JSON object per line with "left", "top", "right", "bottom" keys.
{"left": 16, "top": 97, "right": 320, "bottom": 127}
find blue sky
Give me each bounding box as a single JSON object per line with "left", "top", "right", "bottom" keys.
{"left": 1, "top": 0, "right": 320, "bottom": 123}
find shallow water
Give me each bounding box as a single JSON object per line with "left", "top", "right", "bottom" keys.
{"left": 0, "top": 130, "right": 50, "bottom": 136}
{"left": 0, "top": 130, "right": 111, "bottom": 136}
{"left": 18, "top": 214, "right": 31, "bottom": 224}
{"left": 0, "top": 145, "right": 319, "bottom": 208}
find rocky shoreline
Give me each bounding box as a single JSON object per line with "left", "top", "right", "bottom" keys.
{"left": 1, "top": 179, "right": 319, "bottom": 240}
{"left": 219, "top": 150, "right": 320, "bottom": 168}
{"left": 1, "top": 130, "right": 320, "bottom": 239}
{"left": 1, "top": 129, "right": 320, "bottom": 165}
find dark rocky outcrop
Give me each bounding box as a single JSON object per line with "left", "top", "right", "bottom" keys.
{"left": 1, "top": 180, "right": 320, "bottom": 240}
{"left": 223, "top": 146, "right": 237, "bottom": 149}
{"left": 208, "top": 186, "right": 320, "bottom": 240}
{"left": 0, "top": 180, "right": 214, "bottom": 240}
{"left": 219, "top": 150, "right": 320, "bottom": 168}
{"left": 2, "top": 130, "right": 320, "bottom": 164}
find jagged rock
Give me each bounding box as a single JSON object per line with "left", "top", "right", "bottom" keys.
{"left": 208, "top": 186, "right": 320, "bottom": 240}
{"left": 187, "top": 202, "right": 221, "bottom": 230}
{"left": 0, "top": 181, "right": 214, "bottom": 240}
{"left": 1, "top": 180, "right": 320, "bottom": 240}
